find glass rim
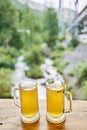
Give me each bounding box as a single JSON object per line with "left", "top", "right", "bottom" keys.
{"left": 46, "top": 79, "right": 65, "bottom": 90}
{"left": 46, "top": 79, "right": 64, "bottom": 85}
{"left": 19, "top": 80, "right": 37, "bottom": 89}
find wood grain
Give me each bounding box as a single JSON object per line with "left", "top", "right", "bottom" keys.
{"left": 0, "top": 99, "right": 87, "bottom": 130}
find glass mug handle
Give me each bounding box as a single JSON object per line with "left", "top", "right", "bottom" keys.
{"left": 13, "top": 87, "right": 20, "bottom": 108}
{"left": 64, "top": 91, "right": 72, "bottom": 113}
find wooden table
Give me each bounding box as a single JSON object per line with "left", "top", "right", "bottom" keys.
{"left": 0, "top": 99, "right": 87, "bottom": 130}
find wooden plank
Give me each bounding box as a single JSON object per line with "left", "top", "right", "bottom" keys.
{"left": 0, "top": 99, "right": 87, "bottom": 130}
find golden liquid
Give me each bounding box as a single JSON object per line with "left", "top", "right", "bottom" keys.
{"left": 20, "top": 87, "right": 39, "bottom": 118}
{"left": 46, "top": 86, "right": 64, "bottom": 117}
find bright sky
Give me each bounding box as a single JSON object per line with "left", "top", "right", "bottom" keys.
{"left": 31, "top": 0, "right": 87, "bottom": 12}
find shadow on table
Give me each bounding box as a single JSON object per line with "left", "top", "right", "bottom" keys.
{"left": 21, "top": 118, "right": 65, "bottom": 130}
{"left": 21, "top": 119, "right": 40, "bottom": 130}
{"left": 46, "top": 120, "right": 65, "bottom": 130}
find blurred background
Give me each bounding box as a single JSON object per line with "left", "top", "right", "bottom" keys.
{"left": 0, "top": 0, "right": 87, "bottom": 100}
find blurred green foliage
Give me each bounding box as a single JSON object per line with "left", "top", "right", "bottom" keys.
{"left": 78, "top": 22, "right": 84, "bottom": 34}
{"left": 24, "top": 45, "right": 45, "bottom": 67}
{"left": 26, "top": 65, "right": 44, "bottom": 79}
{"left": 66, "top": 85, "right": 76, "bottom": 99}
{"left": 0, "top": 0, "right": 86, "bottom": 100}
{"left": 69, "top": 36, "right": 80, "bottom": 47}
{"left": 0, "top": 55, "right": 15, "bottom": 69}
{"left": 0, "top": 47, "right": 19, "bottom": 69}
{"left": 58, "top": 35, "right": 66, "bottom": 42}
{"left": 0, "top": 0, "right": 19, "bottom": 46}
{"left": 9, "top": 29, "right": 24, "bottom": 50}
{"left": 19, "top": 4, "right": 43, "bottom": 46}
{"left": 0, "top": 68, "right": 13, "bottom": 98}
{"left": 49, "top": 45, "right": 67, "bottom": 74}
{"left": 75, "top": 61, "right": 87, "bottom": 83}
{"left": 53, "top": 59, "right": 68, "bottom": 74}
{"left": 68, "top": 61, "right": 87, "bottom": 100}
{"left": 24, "top": 44, "right": 46, "bottom": 79}
{"left": 0, "top": 46, "right": 19, "bottom": 58}
{"left": 43, "top": 8, "right": 59, "bottom": 47}
{"left": 81, "top": 81, "right": 87, "bottom": 100}
{"left": 49, "top": 43, "right": 65, "bottom": 59}
{"left": 50, "top": 51, "right": 63, "bottom": 60}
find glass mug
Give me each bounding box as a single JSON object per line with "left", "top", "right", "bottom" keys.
{"left": 13, "top": 81, "right": 40, "bottom": 123}
{"left": 46, "top": 79, "right": 72, "bottom": 123}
